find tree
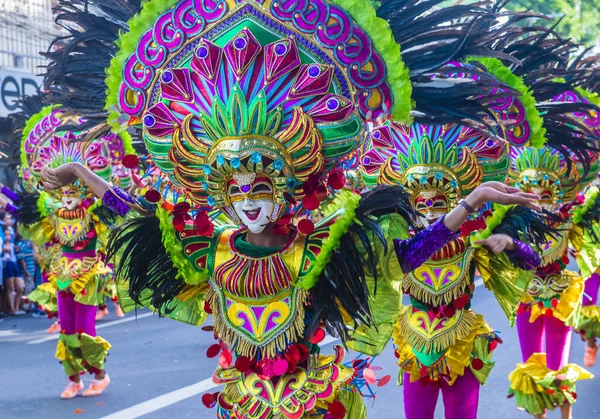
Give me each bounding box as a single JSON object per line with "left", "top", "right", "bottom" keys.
{"left": 505, "top": 0, "right": 600, "bottom": 46}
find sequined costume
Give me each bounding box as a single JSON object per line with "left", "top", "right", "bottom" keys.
{"left": 360, "top": 121, "right": 545, "bottom": 418}
{"left": 17, "top": 107, "right": 132, "bottom": 387}
{"left": 506, "top": 91, "right": 600, "bottom": 413}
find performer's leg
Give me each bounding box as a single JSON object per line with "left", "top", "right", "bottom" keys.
{"left": 76, "top": 301, "right": 111, "bottom": 396}
{"left": 56, "top": 291, "right": 84, "bottom": 398}
{"left": 545, "top": 315, "right": 572, "bottom": 370}
{"left": 441, "top": 369, "right": 479, "bottom": 419}
{"left": 545, "top": 315, "right": 573, "bottom": 419}
{"left": 583, "top": 272, "right": 600, "bottom": 364}
{"left": 516, "top": 308, "right": 544, "bottom": 362}
{"left": 403, "top": 373, "right": 439, "bottom": 419}
{"left": 583, "top": 272, "right": 600, "bottom": 306}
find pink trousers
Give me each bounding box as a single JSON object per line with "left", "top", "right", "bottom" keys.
{"left": 57, "top": 291, "right": 97, "bottom": 336}
{"left": 583, "top": 272, "right": 600, "bottom": 306}
{"left": 403, "top": 369, "right": 480, "bottom": 419}
{"left": 516, "top": 309, "right": 571, "bottom": 370}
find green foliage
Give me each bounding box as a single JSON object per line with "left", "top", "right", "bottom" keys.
{"left": 506, "top": 0, "right": 600, "bottom": 45}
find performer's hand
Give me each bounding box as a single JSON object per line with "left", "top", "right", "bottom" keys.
{"left": 466, "top": 181, "right": 541, "bottom": 211}
{"left": 41, "top": 163, "right": 82, "bottom": 189}
{"left": 473, "top": 234, "right": 516, "bottom": 253}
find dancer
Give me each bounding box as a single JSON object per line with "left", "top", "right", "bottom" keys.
{"left": 38, "top": 1, "right": 548, "bottom": 416}
{"left": 575, "top": 180, "right": 600, "bottom": 367}
{"left": 360, "top": 120, "right": 548, "bottom": 419}
{"left": 17, "top": 107, "right": 132, "bottom": 399}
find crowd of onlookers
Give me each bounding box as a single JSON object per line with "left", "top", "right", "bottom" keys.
{"left": 0, "top": 211, "right": 41, "bottom": 320}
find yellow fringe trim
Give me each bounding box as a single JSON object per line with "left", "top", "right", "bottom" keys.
{"left": 207, "top": 287, "right": 308, "bottom": 359}
{"left": 540, "top": 229, "right": 569, "bottom": 267}
{"left": 402, "top": 271, "right": 470, "bottom": 307}
{"left": 396, "top": 307, "right": 479, "bottom": 353}
{"left": 395, "top": 313, "right": 494, "bottom": 385}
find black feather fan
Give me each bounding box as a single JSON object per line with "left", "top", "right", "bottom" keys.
{"left": 42, "top": 0, "right": 142, "bottom": 133}
{"left": 308, "top": 185, "right": 419, "bottom": 343}
{"left": 105, "top": 212, "right": 186, "bottom": 316}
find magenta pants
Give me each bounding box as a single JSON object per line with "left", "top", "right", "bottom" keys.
{"left": 403, "top": 369, "right": 480, "bottom": 419}
{"left": 516, "top": 309, "right": 571, "bottom": 370}
{"left": 583, "top": 272, "right": 600, "bottom": 306}
{"left": 57, "top": 291, "right": 97, "bottom": 336}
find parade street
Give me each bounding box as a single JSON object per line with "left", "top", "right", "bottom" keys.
{"left": 2, "top": 278, "right": 599, "bottom": 419}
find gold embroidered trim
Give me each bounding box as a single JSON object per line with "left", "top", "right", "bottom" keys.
{"left": 207, "top": 286, "right": 308, "bottom": 359}
{"left": 397, "top": 308, "right": 479, "bottom": 353}
{"left": 540, "top": 228, "right": 569, "bottom": 267}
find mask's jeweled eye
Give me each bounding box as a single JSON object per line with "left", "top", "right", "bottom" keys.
{"left": 228, "top": 177, "right": 274, "bottom": 203}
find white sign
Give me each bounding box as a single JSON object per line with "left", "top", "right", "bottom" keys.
{"left": 0, "top": 68, "right": 42, "bottom": 117}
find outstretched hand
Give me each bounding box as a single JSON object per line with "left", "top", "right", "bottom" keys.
{"left": 473, "top": 182, "right": 541, "bottom": 211}
{"left": 41, "top": 163, "right": 81, "bottom": 190}
{"left": 473, "top": 233, "right": 516, "bottom": 254}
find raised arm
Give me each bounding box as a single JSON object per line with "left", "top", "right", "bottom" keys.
{"left": 42, "top": 163, "right": 147, "bottom": 216}
{"left": 396, "top": 182, "right": 541, "bottom": 274}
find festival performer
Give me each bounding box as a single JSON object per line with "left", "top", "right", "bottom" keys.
{"left": 359, "top": 118, "right": 549, "bottom": 419}
{"left": 17, "top": 107, "right": 132, "bottom": 399}
{"left": 38, "top": 1, "right": 547, "bottom": 417}
{"left": 575, "top": 177, "right": 600, "bottom": 367}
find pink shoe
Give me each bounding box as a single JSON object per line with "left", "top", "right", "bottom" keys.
{"left": 60, "top": 382, "right": 83, "bottom": 399}
{"left": 584, "top": 344, "right": 598, "bottom": 368}
{"left": 114, "top": 304, "right": 125, "bottom": 318}
{"left": 95, "top": 307, "right": 109, "bottom": 321}
{"left": 47, "top": 321, "right": 60, "bottom": 334}
{"left": 82, "top": 374, "right": 110, "bottom": 397}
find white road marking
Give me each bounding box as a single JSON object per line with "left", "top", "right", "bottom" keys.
{"left": 100, "top": 377, "right": 216, "bottom": 419}
{"left": 26, "top": 312, "right": 154, "bottom": 344}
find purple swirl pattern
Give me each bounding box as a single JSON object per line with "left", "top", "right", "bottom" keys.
{"left": 118, "top": 0, "right": 393, "bottom": 121}
{"left": 441, "top": 61, "right": 531, "bottom": 146}
{"left": 549, "top": 90, "right": 600, "bottom": 137}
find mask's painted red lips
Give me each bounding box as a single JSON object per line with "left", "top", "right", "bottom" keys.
{"left": 243, "top": 208, "right": 261, "bottom": 221}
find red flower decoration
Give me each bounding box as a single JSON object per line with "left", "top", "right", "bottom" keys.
{"left": 471, "top": 358, "right": 484, "bottom": 371}
{"left": 551, "top": 298, "right": 559, "bottom": 308}
{"left": 328, "top": 169, "right": 346, "bottom": 190}
{"left": 173, "top": 202, "right": 191, "bottom": 214}
{"left": 489, "top": 340, "right": 499, "bottom": 351}
{"left": 295, "top": 344, "right": 310, "bottom": 362}
{"left": 440, "top": 305, "right": 456, "bottom": 318}
{"left": 203, "top": 301, "right": 212, "bottom": 314}
{"left": 235, "top": 356, "right": 252, "bottom": 373}
{"left": 316, "top": 184, "right": 329, "bottom": 202}
{"left": 173, "top": 214, "right": 187, "bottom": 232}
{"left": 378, "top": 375, "right": 391, "bottom": 387}
{"left": 310, "top": 328, "right": 325, "bottom": 344}
{"left": 273, "top": 224, "right": 291, "bottom": 235}
{"left": 272, "top": 359, "right": 289, "bottom": 376}
{"left": 206, "top": 344, "right": 221, "bottom": 358}
{"left": 122, "top": 154, "right": 140, "bottom": 169}
{"left": 218, "top": 350, "right": 233, "bottom": 368}
{"left": 201, "top": 393, "right": 217, "bottom": 408}
{"left": 194, "top": 210, "right": 214, "bottom": 236}
{"left": 278, "top": 213, "right": 294, "bottom": 226}
{"left": 544, "top": 308, "right": 554, "bottom": 318}
{"left": 303, "top": 173, "right": 322, "bottom": 195}
{"left": 325, "top": 401, "right": 346, "bottom": 419}
{"left": 144, "top": 189, "right": 161, "bottom": 203}
{"left": 298, "top": 219, "right": 315, "bottom": 235}
{"left": 286, "top": 345, "right": 301, "bottom": 363}
{"left": 302, "top": 193, "right": 320, "bottom": 210}
{"left": 283, "top": 192, "right": 297, "bottom": 206}
{"left": 453, "top": 293, "right": 471, "bottom": 310}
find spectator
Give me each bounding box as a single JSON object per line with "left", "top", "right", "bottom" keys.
{"left": 3, "top": 227, "right": 24, "bottom": 315}
{"left": 16, "top": 234, "right": 36, "bottom": 312}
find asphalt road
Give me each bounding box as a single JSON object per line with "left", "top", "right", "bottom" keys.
{"left": 1, "top": 282, "right": 599, "bottom": 419}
